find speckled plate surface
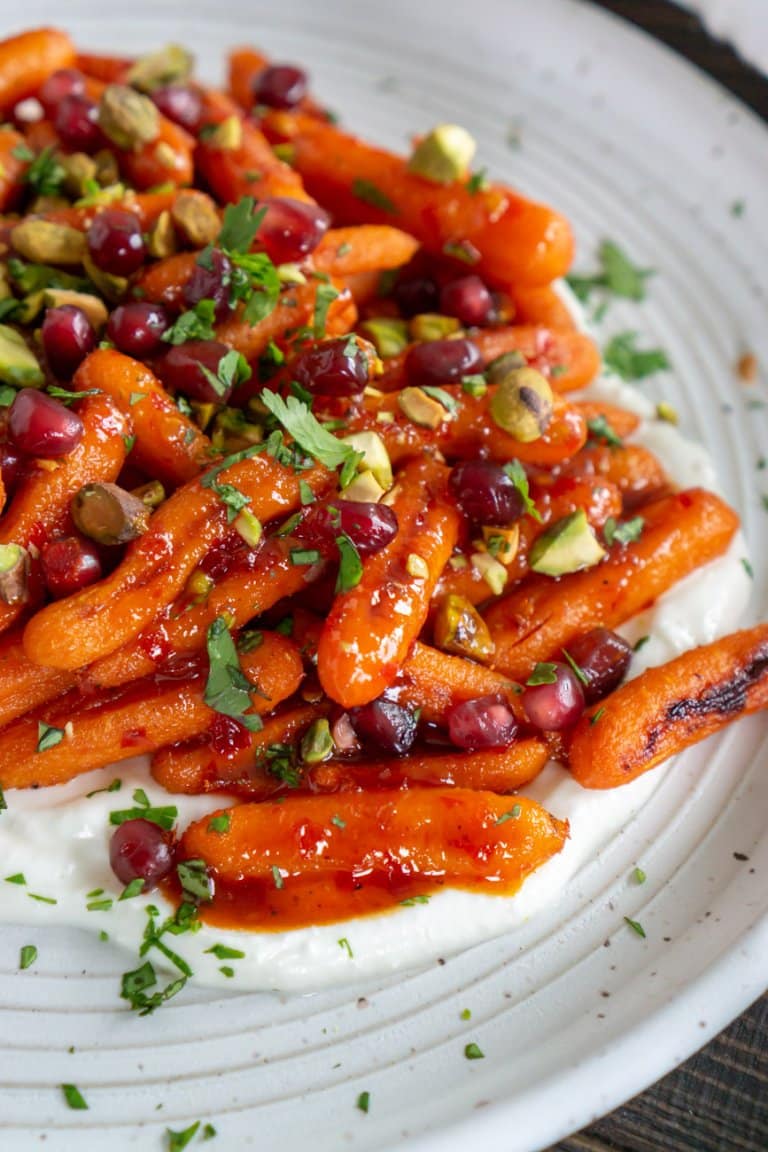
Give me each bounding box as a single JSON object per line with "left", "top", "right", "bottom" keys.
{"left": 2, "top": 2, "right": 767, "bottom": 1149}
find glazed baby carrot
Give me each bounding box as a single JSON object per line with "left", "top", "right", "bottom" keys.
{"left": 216, "top": 281, "right": 357, "bottom": 361}
{"left": 180, "top": 789, "right": 569, "bottom": 924}
{"left": 568, "top": 624, "right": 768, "bottom": 789}
{"left": 393, "top": 641, "right": 523, "bottom": 722}
{"left": 572, "top": 401, "right": 641, "bottom": 440}
{"left": 559, "top": 442, "right": 669, "bottom": 507}
{"left": 0, "top": 28, "right": 75, "bottom": 113}
{"left": 22, "top": 450, "right": 333, "bottom": 670}
{"left": 486, "top": 488, "right": 739, "bottom": 681}
{"left": 261, "top": 110, "right": 574, "bottom": 288}
{"left": 151, "top": 701, "right": 327, "bottom": 794}
{"left": 196, "top": 116, "right": 311, "bottom": 205}
{"left": 86, "top": 535, "right": 326, "bottom": 689}
{"left": 0, "top": 393, "right": 129, "bottom": 635}
{"left": 74, "top": 349, "right": 211, "bottom": 487}
{"left": 75, "top": 51, "right": 131, "bottom": 83}
{"left": 508, "top": 284, "right": 577, "bottom": 330}
{"left": 312, "top": 226, "right": 420, "bottom": 277}
{"left": 0, "top": 631, "right": 303, "bottom": 790}
{"left": 0, "top": 628, "right": 74, "bottom": 729}
{"left": 120, "top": 116, "right": 195, "bottom": 190}
{"left": 317, "top": 458, "right": 461, "bottom": 708}
{"left": 0, "top": 127, "right": 30, "bottom": 212}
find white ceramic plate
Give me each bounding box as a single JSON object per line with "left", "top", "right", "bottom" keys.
{"left": 2, "top": 1, "right": 768, "bottom": 1149}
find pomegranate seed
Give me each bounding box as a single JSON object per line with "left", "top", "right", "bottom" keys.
{"left": 449, "top": 461, "right": 524, "bottom": 526}
{"left": 522, "top": 664, "right": 585, "bottom": 731}
{"left": 256, "top": 197, "right": 330, "bottom": 265}
{"left": 41, "top": 536, "right": 102, "bottom": 598}
{"left": 447, "top": 694, "right": 518, "bottom": 750}
{"left": 42, "top": 305, "right": 96, "bottom": 378}
{"left": 297, "top": 500, "right": 398, "bottom": 557}
{"left": 182, "top": 248, "right": 233, "bottom": 320}
{"left": 440, "top": 275, "right": 494, "bottom": 327}
{"left": 38, "top": 68, "right": 86, "bottom": 118}
{"left": 151, "top": 84, "right": 202, "bottom": 131}
{"left": 209, "top": 713, "right": 254, "bottom": 758}
{"left": 109, "top": 818, "right": 174, "bottom": 889}
{"left": 406, "top": 337, "right": 481, "bottom": 386}
{"left": 349, "top": 698, "right": 417, "bottom": 756}
{"left": 87, "top": 208, "right": 146, "bottom": 276}
{"left": 293, "top": 338, "right": 371, "bottom": 397}
{"left": 253, "top": 64, "right": 308, "bottom": 109}
{"left": 0, "top": 441, "right": 23, "bottom": 495}
{"left": 155, "top": 339, "right": 234, "bottom": 403}
{"left": 54, "top": 94, "right": 102, "bottom": 152}
{"left": 564, "top": 628, "right": 632, "bottom": 704}
{"left": 394, "top": 275, "right": 439, "bottom": 317}
{"left": 8, "top": 390, "right": 84, "bottom": 458}
{"left": 107, "top": 301, "right": 168, "bottom": 357}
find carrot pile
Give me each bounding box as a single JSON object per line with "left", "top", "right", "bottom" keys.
{"left": 0, "top": 28, "right": 764, "bottom": 935}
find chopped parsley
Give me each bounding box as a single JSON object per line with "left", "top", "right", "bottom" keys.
{"left": 351, "top": 178, "right": 397, "bottom": 214}
{"left": 119, "top": 878, "right": 145, "bottom": 901}
{"left": 272, "top": 865, "right": 284, "bottom": 890}
{"left": 198, "top": 349, "right": 251, "bottom": 400}
{"left": 207, "top": 813, "right": 231, "bottom": 834}
{"left": 495, "top": 804, "right": 522, "bottom": 825}
{"left": 633, "top": 867, "right": 647, "bottom": 885}
{"left": 330, "top": 814, "right": 346, "bottom": 830}
{"left": 526, "top": 662, "right": 558, "bottom": 686}
{"left": 204, "top": 616, "right": 264, "bottom": 732}
{"left": 586, "top": 415, "right": 623, "bottom": 447}
{"left": 502, "top": 460, "right": 542, "bottom": 522}
{"left": 291, "top": 547, "right": 321, "bottom": 566}
{"left": 590, "top": 707, "right": 605, "bottom": 726}
{"left": 356, "top": 1091, "right": 371, "bottom": 1114}
{"left": 299, "top": 479, "right": 316, "bottom": 506}
{"left": 420, "top": 385, "right": 459, "bottom": 415}
{"left": 260, "top": 743, "right": 302, "bottom": 789}
{"left": 110, "top": 787, "right": 178, "bottom": 832}
{"left": 624, "top": 916, "right": 646, "bottom": 938}
{"left": 16, "top": 144, "right": 67, "bottom": 198}
{"left": 313, "top": 282, "right": 340, "bottom": 337}
{"left": 19, "top": 944, "right": 37, "bottom": 969}
{"left": 177, "top": 859, "right": 214, "bottom": 904}
{"left": 28, "top": 892, "right": 57, "bottom": 905}
{"left": 335, "top": 532, "right": 363, "bottom": 593}
{"left": 86, "top": 778, "right": 122, "bottom": 799}
{"left": 633, "top": 635, "right": 650, "bottom": 653}
{"left": 5, "top": 873, "right": 26, "bottom": 885}
{"left": 36, "top": 722, "right": 65, "bottom": 753}
{"left": 464, "top": 1042, "right": 485, "bottom": 1060}
{"left": 205, "top": 943, "right": 245, "bottom": 960}
{"left": 61, "top": 1084, "right": 88, "bottom": 1110}
{"left": 561, "top": 649, "right": 589, "bottom": 686}
{"left": 604, "top": 331, "right": 670, "bottom": 381}
{"left": 567, "top": 240, "right": 653, "bottom": 304}
{"left": 400, "top": 894, "right": 430, "bottom": 906}
{"left": 741, "top": 557, "right": 754, "bottom": 580}
{"left": 161, "top": 298, "right": 217, "bottom": 345}
{"left": 166, "top": 1120, "right": 201, "bottom": 1151}
{"left": 466, "top": 168, "right": 488, "bottom": 194}
{"left": 218, "top": 197, "right": 266, "bottom": 252}
{"left": 603, "top": 516, "right": 644, "bottom": 547}
{"left": 260, "top": 391, "right": 363, "bottom": 487}
{"left": 460, "top": 1008, "right": 472, "bottom": 1021}
{"left": 338, "top": 936, "right": 354, "bottom": 959}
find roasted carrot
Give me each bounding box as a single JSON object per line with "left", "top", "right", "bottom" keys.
{"left": 486, "top": 488, "right": 739, "bottom": 681}
{"left": 0, "top": 393, "right": 129, "bottom": 636}
{"left": 216, "top": 281, "right": 356, "bottom": 361}
{"left": 559, "top": 442, "right": 670, "bottom": 508}
{"left": 74, "top": 349, "right": 210, "bottom": 487}
{"left": 0, "top": 28, "right": 76, "bottom": 113}
{"left": 0, "top": 629, "right": 74, "bottom": 729}
{"left": 180, "top": 789, "right": 569, "bottom": 928}
{"left": 22, "top": 450, "right": 333, "bottom": 670}
{"left": 75, "top": 52, "right": 131, "bottom": 84}
{"left": 0, "top": 631, "right": 302, "bottom": 790}
{"left": 568, "top": 624, "right": 768, "bottom": 789}
{"left": 508, "top": 284, "right": 577, "bottom": 330}
{"left": 151, "top": 701, "right": 327, "bottom": 794}
{"left": 262, "top": 110, "right": 574, "bottom": 288}
{"left": 40, "top": 188, "right": 180, "bottom": 232}
{"left": 317, "top": 459, "right": 460, "bottom": 707}
{"left": 393, "top": 641, "right": 523, "bottom": 721}
{"left": 196, "top": 116, "right": 311, "bottom": 205}
{"left": 120, "top": 116, "right": 195, "bottom": 190}
{"left": 86, "top": 535, "right": 327, "bottom": 689}
{"left": 0, "top": 127, "right": 30, "bottom": 211}
{"left": 573, "top": 401, "right": 641, "bottom": 440}
{"left": 313, "top": 225, "right": 420, "bottom": 277}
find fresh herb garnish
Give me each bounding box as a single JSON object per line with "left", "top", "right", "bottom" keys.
{"left": 119, "top": 878, "right": 145, "bottom": 901}
{"left": 86, "top": 778, "right": 122, "bottom": 799}
{"left": 205, "top": 943, "right": 245, "bottom": 960}
{"left": 47, "top": 385, "right": 102, "bottom": 404}
{"left": 330, "top": 814, "right": 346, "bottom": 830}
{"left": 260, "top": 391, "right": 363, "bottom": 487}
{"left": 28, "top": 892, "right": 57, "bottom": 905}
{"left": 420, "top": 384, "right": 459, "bottom": 415}
{"left": 335, "top": 532, "right": 363, "bottom": 593}
{"left": 299, "top": 478, "right": 316, "bottom": 506}
{"left": 204, "top": 616, "right": 264, "bottom": 732}
{"left": 603, "top": 516, "right": 644, "bottom": 547}
{"left": 36, "top": 722, "right": 65, "bottom": 753}
{"left": 217, "top": 197, "right": 267, "bottom": 253}
{"left": 259, "top": 743, "right": 302, "bottom": 788}
{"left": 351, "top": 179, "right": 397, "bottom": 214}
{"left": 624, "top": 916, "right": 646, "bottom": 938}
{"left": 338, "top": 936, "right": 354, "bottom": 959}
{"left": 561, "top": 648, "right": 589, "bottom": 686}
{"left": 207, "top": 813, "right": 231, "bottom": 834}
{"left": 177, "top": 859, "right": 214, "bottom": 904}
{"left": 495, "top": 804, "right": 522, "bottom": 825}
{"left": 633, "top": 867, "right": 647, "bottom": 885}
{"left": 586, "top": 415, "right": 623, "bottom": 447}
{"left": 567, "top": 240, "right": 653, "bottom": 304}
{"left": 590, "top": 707, "right": 605, "bottom": 726}
{"left": 19, "top": 944, "right": 37, "bottom": 969}
{"left": 526, "top": 662, "right": 558, "bottom": 686}
{"left": 460, "top": 1008, "right": 472, "bottom": 1020}
{"left": 197, "top": 348, "right": 251, "bottom": 399}
{"left": 357, "top": 1091, "right": 371, "bottom": 1114}
{"left": 502, "top": 459, "right": 542, "bottom": 522}
{"left": 633, "top": 635, "right": 650, "bottom": 653}
{"left": 290, "top": 547, "right": 321, "bottom": 566}
{"left": 5, "top": 873, "right": 26, "bottom": 884}
{"left": 166, "top": 1120, "right": 201, "bottom": 1151}
{"left": 604, "top": 331, "right": 670, "bottom": 381}
{"left": 61, "top": 1084, "right": 88, "bottom": 1111}
{"left": 464, "top": 1042, "right": 485, "bottom": 1060}
{"left": 271, "top": 864, "right": 284, "bottom": 890}
{"left": 110, "top": 788, "right": 178, "bottom": 832}
{"left": 162, "top": 299, "right": 218, "bottom": 345}
{"left": 741, "top": 557, "right": 755, "bottom": 580}
{"left": 400, "top": 894, "right": 430, "bottom": 906}
{"left": 17, "top": 145, "right": 67, "bottom": 198}
{"left": 313, "top": 282, "right": 340, "bottom": 337}
{"left": 466, "top": 168, "right": 488, "bottom": 194}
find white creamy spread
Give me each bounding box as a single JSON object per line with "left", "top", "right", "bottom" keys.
{"left": 0, "top": 372, "right": 751, "bottom": 993}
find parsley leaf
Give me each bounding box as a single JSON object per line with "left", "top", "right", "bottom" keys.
{"left": 207, "top": 813, "right": 231, "bottom": 834}
{"left": 357, "top": 1091, "right": 371, "bottom": 1114}
{"left": 420, "top": 384, "right": 459, "bottom": 415}
{"left": 204, "top": 616, "right": 263, "bottom": 732}
{"left": 624, "top": 916, "right": 646, "bottom": 938}
{"left": 162, "top": 299, "right": 217, "bottom": 345}
{"left": 351, "top": 179, "right": 397, "bottom": 214}
{"left": 19, "top": 943, "right": 37, "bottom": 969}
{"left": 205, "top": 943, "right": 245, "bottom": 960}
{"left": 586, "top": 414, "right": 623, "bottom": 447}
{"left": 217, "top": 197, "right": 266, "bottom": 253}
{"left": 502, "top": 459, "right": 542, "bottom": 523}
{"left": 335, "top": 532, "right": 363, "bottom": 593}
{"left": 166, "top": 1121, "right": 201, "bottom": 1151}
{"left": 313, "top": 282, "right": 340, "bottom": 337}
{"left": 19, "top": 145, "right": 67, "bottom": 198}
{"left": 464, "top": 1042, "right": 485, "bottom": 1060}
{"left": 526, "top": 662, "right": 558, "bottom": 686}
{"left": 177, "top": 859, "right": 214, "bottom": 904}
{"left": 260, "top": 391, "right": 363, "bottom": 486}
{"left": 197, "top": 348, "right": 251, "bottom": 399}
{"left": 603, "top": 516, "right": 644, "bottom": 547}
{"left": 604, "top": 331, "right": 670, "bottom": 381}
{"left": 61, "top": 1084, "right": 88, "bottom": 1110}
{"left": 495, "top": 804, "right": 522, "bottom": 825}
{"left": 36, "top": 721, "right": 65, "bottom": 753}
{"left": 567, "top": 240, "right": 653, "bottom": 304}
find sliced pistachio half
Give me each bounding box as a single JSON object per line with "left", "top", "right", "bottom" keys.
{"left": 300, "top": 718, "right": 334, "bottom": 764}
{"left": 98, "top": 84, "right": 160, "bottom": 151}
{"left": 407, "top": 124, "right": 476, "bottom": 183}
{"left": 434, "top": 593, "right": 495, "bottom": 662}
{"left": 146, "top": 210, "right": 178, "bottom": 259}
{"left": 10, "top": 220, "right": 86, "bottom": 266}
{"left": 82, "top": 252, "right": 128, "bottom": 304}
{"left": 0, "top": 543, "right": 30, "bottom": 604}
{"left": 0, "top": 324, "right": 44, "bottom": 387}
{"left": 340, "top": 430, "right": 393, "bottom": 491}
{"left": 529, "top": 509, "right": 607, "bottom": 577}
{"left": 204, "top": 115, "right": 242, "bottom": 151}
{"left": 489, "top": 366, "right": 554, "bottom": 443}
{"left": 170, "top": 191, "right": 221, "bottom": 248}
{"left": 409, "top": 312, "right": 461, "bottom": 343}
{"left": 58, "top": 151, "right": 98, "bottom": 197}
{"left": 398, "top": 385, "right": 449, "bottom": 429}
{"left": 43, "top": 289, "right": 109, "bottom": 331}
{"left": 359, "top": 317, "right": 409, "bottom": 359}
{"left": 131, "top": 480, "right": 166, "bottom": 509}
{"left": 470, "top": 551, "right": 508, "bottom": 596}
{"left": 126, "top": 43, "right": 194, "bottom": 93}
{"left": 72, "top": 482, "right": 151, "bottom": 545}
{"left": 485, "top": 350, "right": 526, "bottom": 385}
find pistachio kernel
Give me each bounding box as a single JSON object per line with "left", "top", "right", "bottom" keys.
{"left": 485, "top": 350, "right": 527, "bottom": 384}
{"left": 43, "top": 289, "right": 109, "bottom": 331}
{"left": 529, "top": 509, "right": 607, "bottom": 577}
{"left": 10, "top": 220, "right": 86, "bottom": 266}
{"left": 82, "top": 252, "right": 128, "bottom": 304}
{"left": 0, "top": 324, "right": 44, "bottom": 387}
{"left": 58, "top": 151, "right": 97, "bottom": 197}
{"left": 98, "top": 84, "right": 160, "bottom": 151}
{"left": 490, "top": 366, "right": 554, "bottom": 443}
{"left": 0, "top": 543, "right": 30, "bottom": 605}
{"left": 126, "top": 43, "right": 194, "bottom": 93}
{"left": 300, "top": 718, "right": 335, "bottom": 765}
{"left": 407, "top": 124, "right": 476, "bottom": 184}
{"left": 170, "top": 190, "right": 221, "bottom": 248}
{"left": 359, "top": 317, "right": 409, "bottom": 359}
{"left": 71, "top": 482, "right": 151, "bottom": 546}
{"left": 340, "top": 429, "right": 393, "bottom": 491}
{"left": 234, "top": 509, "right": 263, "bottom": 548}
{"left": 433, "top": 593, "right": 495, "bottom": 662}
{"left": 398, "top": 386, "right": 450, "bottom": 429}
{"left": 186, "top": 569, "right": 214, "bottom": 599}
{"left": 205, "top": 116, "right": 243, "bottom": 151}
{"left": 406, "top": 553, "right": 430, "bottom": 580}
{"left": 470, "top": 551, "right": 508, "bottom": 596}
{"left": 131, "top": 480, "right": 166, "bottom": 509}
{"left": 146, "top": 210, "right": 178, "bottom": 259}
{"left": 481, "top": 523, "right": 520, "bottom": 565}
{"left": 341, "top": 469, "right": 385, "bottom": 504}
{"left": 409, "top": 312, "right": 461, "bottom": 343}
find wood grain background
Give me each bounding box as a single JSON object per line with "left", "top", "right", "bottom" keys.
{"left": 550, "top": 4, "right": 768, "bottom": 1149}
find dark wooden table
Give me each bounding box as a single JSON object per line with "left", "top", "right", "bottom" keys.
{"left": 552, "top": 6, "right": 768, "bottom": 1149}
